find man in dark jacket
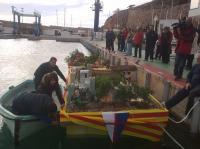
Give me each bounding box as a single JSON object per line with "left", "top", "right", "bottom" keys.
{"left": 12, "top": 92, "right": 57, "bottom": 116}
{"left": 164, "top": 54, "right": 200, "bottom": 115}
{"left": 173, "top": 17, "right": 195, "bottom": 80}
{"left": 34, "top": 57, "right": 67, "bottom": 89}
{"left": 106, "top": 28, "right": 116, "bottom": 52}
{"left": 145, "top": 26, "right": 158, "bottom": 61}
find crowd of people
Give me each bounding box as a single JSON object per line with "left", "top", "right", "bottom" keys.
{"left": 106, "top": 17, "right": 200, "bottom": 115}
{"left": 106, "top": 17, "right": 200, "bottom": 77}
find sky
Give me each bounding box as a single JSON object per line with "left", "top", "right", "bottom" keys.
{"left": 0, "top": 0, "right": 152, "bottom": 27}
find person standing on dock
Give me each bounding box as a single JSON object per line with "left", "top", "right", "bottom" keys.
{"left": 173, "top": 17, "right": 195, "bottom": 80}
{"left": 117, "top": 30, "right": 122, "bottom": 51}
{"left": 106, "top": 28, "right": 116, "bottom": 52}
{"left": 121, "top": 27, "right": 128, "bottom": 52}
{"left": 34, "top": 57, "right": 67, "bottom": 89}
{"left": 133, "top": 27, "right": 144, "bottom": 58}
{"left": 160, "top": 27, "right": 173, "bottom": 64}
{"left": 145, "top": 25, "right": 158, "bottom": 61}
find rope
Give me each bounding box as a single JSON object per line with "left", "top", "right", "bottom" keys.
{"left": 169, "top": 100, "right": 200, "bottom": 124}
{"left": 158, "top": 124, "right": 185, "bottom": 149}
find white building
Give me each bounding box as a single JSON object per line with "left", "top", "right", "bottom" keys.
{"left": 189, "top": 0, "right": 200, "bottom": 17}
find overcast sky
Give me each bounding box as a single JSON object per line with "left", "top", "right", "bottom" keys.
{"left": 0, "top": 0, "right": 152, "bottom": 27}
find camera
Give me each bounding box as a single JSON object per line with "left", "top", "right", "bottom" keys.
{"left": 171, "top": 18, "right": 186, "bottom": 29}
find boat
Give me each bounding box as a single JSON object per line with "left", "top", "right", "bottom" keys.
{"left": 0, "top": 80, "right": 48, "bottom": 144}
{"left": 0, "top": 77, "right": 169, "bottom": 144}
{"left": 59, "top": 66, "right": 169, "bottom": 142}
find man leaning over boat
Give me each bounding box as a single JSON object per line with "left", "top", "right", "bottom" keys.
{"left": 33, "top": 57, "right": 67, "bottom": 108}
{"left": 34, "top": 57, "right": 67, "bottom": 89}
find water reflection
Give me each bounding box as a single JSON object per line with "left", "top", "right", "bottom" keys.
{"left": 0, "top": 39, "right": 90, "bottom": 93}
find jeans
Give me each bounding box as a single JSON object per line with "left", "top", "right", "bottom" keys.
{"left": 165, "top": 85, "right": 200, "bottom": 114}
{"left": 126, "top": 43, "right": 132, "bottom": 56}
{"left": 174, "top": 53, "right": 188, "bottom": 78}
{"left": 145, "top": 48, "right": 154, "bottom": 60}
{"left": 134, "top": 45, "right": 142, "bottom": 58}
{"left": 186, "top": 54, "right": 194, "bottom": 70}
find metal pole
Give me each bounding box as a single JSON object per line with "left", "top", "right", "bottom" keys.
{"left": 166, "top": 9, "right": 168, "bottom": 20}
{"left": 171, "top": 0, "right": 174, "bottom": 19}
{"left": 11, "top": 6, "right": 16, "bottom": 34}
{"left": 21, "top": 8, "right": 24, "bottom": 23}
{"left": 117, "top": 9, "right": 119, "bottom": 29}
{"left": 160, "top": 0, "right": 163, "bottom": 19}
{"left": 56, "top": 9, "right": 58, "bottom": 26}
{"left": 64, "top": 8, "right": 66, "bottom": 27}
{"left": 71, "top": 14, "right": 72, "bottom": 26}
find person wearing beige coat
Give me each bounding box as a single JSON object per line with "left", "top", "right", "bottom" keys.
{"left": 186, "top": 32, "right": 200, "bottom": 70}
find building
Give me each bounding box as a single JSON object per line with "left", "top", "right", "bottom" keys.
{"left": 104, "top": 0, "right": 190, "bottom": 30}
{"left": 189, "top": 0, "right": 200, "bottom": 17}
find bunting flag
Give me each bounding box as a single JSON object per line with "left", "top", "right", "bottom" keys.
{"left": 60, "top": 90, "right": 168, "bottom": 142}
{"left": 102, "top": 112, "right": 129, "bottom": 142}
{"left": 60, "top": 109, "right": 168, "bottom": 142}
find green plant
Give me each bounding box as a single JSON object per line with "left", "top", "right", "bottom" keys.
{"left": 95, "top": 76, "right": 112, "bottom": 98}
{"left": 84, "top": 53, "right": 99, "bottom": 65}
{"left": 112, "top": 73, "right": 122, "bottom": 86}
{"left": 65, "top": 49, "right": 100, "bottom": 66}
{"left": 132, "top": 83, "right": 152, "bottom": 100}
{"left": 114, "top": 84, "right": 133, "bottom": 102}
{"left": 65, "top": 49, "right": 85, "bottom": 66}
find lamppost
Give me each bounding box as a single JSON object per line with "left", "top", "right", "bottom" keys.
{"left": 64, "top": 8, "right": 66, "bottom": 27}
{"left": 91, "top": 0, "right": 103, "bottom": 32}
{"left": 154, "top": 15, "right": 158, "bottom": 32}
{"left": 171, "top": 0, "right": 174, "bottom": 19}
{"left": 116, "top": 8, "right": 119, "bottom": 29}
{"left": 56, "top": 9, "right": 58, "bottom": 27}
{"left": 21, "top": 8, "right": 24, "bottom": 23}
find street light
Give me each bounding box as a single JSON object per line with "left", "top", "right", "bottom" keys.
{"left": 154, "top": 15, "right": 158, "bottom": 32}
{"left": 21, "top": 8, "right": 24, "bottom": 23}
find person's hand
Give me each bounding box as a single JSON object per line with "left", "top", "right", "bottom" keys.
{"left": 185, "top": 83, "right": 191, "bottom": 90}
{"left": 65, "top": 80, "right": 68, "bottom": 85}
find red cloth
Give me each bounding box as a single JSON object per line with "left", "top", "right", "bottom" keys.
{"left": 173, "top": 25, "right": 195, "bottom": 55}
{"left": 133, "top": 31, "right": 144, "bottom": 46}
{"left": 160, "top": 31, "right": 173, "bottom": 45}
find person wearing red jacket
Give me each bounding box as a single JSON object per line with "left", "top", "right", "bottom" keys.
{"left": 133, "top": 28, "right": 144, "bottom": 58}
{"left": 173, "top": 17, "right": 195, "bottom": 80}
